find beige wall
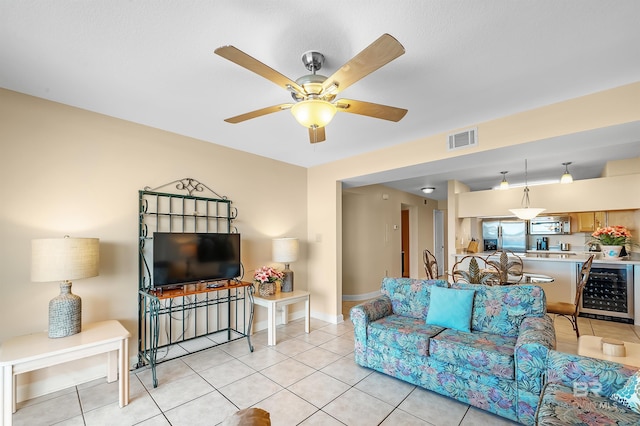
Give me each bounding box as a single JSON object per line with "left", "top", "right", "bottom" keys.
{"left": 307, "top": 81, "right": 640, "bottom": 319}
{"left": 342, "top": 185, "right": 437, "bottom": 297}
{"left": 0, "top": 89, "right": 308, "bottom": 398}
{"left": 603, "top": 156, "right": 640, "bottom": 178}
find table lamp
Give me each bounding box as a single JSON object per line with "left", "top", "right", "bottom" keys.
{"left": 31, "top": 236, "right": 100, "bottom": 338}
{"left": 272, "top": 238, "right": 299, "bottom": 292}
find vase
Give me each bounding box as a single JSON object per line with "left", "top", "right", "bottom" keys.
{"left": 600, "top": 245, "right": 623, "bottom": 260}
{"left": 258, "top": 281, "right": 276, "bottom": 296}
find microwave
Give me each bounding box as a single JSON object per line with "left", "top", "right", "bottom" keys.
{"left": 529, "top": 216, "right": 571, "bottom": 235}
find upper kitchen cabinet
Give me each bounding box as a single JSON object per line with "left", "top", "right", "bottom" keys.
{"left": 607, "top": 210, "right": 639, "bottom": 232}
{"left": 575, "top": 211, "right": 606, "bottom": 233}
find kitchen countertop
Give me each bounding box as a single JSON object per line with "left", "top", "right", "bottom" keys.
{"left": 455, "top": 251, "right": 640, "bottom": 265}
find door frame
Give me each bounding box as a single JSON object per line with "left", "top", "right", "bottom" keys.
{"left": 434, "top": 209, "right": 445, "bottom": 276}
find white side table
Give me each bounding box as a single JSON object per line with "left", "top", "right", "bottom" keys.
{"left": 578, "top": 335, "right": 640, "bottom": 368}
{"left": 0, "top": 320, "right": 130, "bottom": 426}
{"left": 253, "top": 290, "right": 310, "bottom": 345}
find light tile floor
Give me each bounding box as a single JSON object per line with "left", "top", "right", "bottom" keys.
{"left": 12, "top": 313, "right": 640, "bottom": 426}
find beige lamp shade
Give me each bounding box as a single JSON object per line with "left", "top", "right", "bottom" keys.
{"left": 31, "top": 237, "right": 100, "bottom": 282}
{"left": 272, "top": 238, "right": 299, "bottom": 263}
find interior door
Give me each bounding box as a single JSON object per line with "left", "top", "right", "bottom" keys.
{"left": 401, "top": 209, "right": 410, "bottom": 277}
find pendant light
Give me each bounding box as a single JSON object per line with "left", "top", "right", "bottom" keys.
{"left": 560, "top": 162, "right": 573, "bottom": 184}
{"left": 509, "top": 159, "right": 546, "bottom": 220}
{"left": 499, "top": 171, "right": 509, "bottom": 190}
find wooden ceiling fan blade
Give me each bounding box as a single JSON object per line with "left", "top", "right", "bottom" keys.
{"left": 215, "top": 46, "right": 305, "bottom": 96}
{"left": 321, "top": 34, "right": 405, "bottom": 95}
{"left": 308, "top": 126, "right": 326, "bottom": 144}
{"left": 224, "top": 104, "right": 293, "bottom": 124}
{"left": 336, "top": 99, "right": 407, "bottom": 122}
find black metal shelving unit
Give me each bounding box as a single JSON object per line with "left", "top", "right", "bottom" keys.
{"left": 137, "top": 178, "right": 253, "bottom": 387}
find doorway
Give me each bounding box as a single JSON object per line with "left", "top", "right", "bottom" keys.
{"left": 401, "top": 209, "right": 410, "bottom": 277}
{"left": 434, "top": 210, "right": 445, "bottom": 276}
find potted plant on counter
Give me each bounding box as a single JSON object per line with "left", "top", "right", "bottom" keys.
{"left": 590, "top": 225, "right": 636, "bottom": 259}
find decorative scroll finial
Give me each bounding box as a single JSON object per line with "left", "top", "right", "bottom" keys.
{"left": 144, "top": 177, "right": 227, "bottom": 199}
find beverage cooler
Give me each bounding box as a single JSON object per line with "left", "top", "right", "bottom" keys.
{"left": 580, "top": 263, "right": 634, "bottom": 324}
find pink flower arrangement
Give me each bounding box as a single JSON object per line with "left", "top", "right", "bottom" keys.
{"left": 253, "top": 266, "right": 284, "bottom": 284}
{"left": 591, "top": 225, "right": 634, "bottom": 246}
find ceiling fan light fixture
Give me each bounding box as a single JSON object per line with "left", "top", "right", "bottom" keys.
{"left": 291, "top": 99, "right": 337, "bottom": 129}
{"left": 560, "top": 162, "right": 573, "bottom": 184}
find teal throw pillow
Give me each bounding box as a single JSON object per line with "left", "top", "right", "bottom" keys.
{"left": 426, "top": 286, "right": 475, "bottom": 332}
{"left": 610, "top": 371, "right": 640, "bottom": 414}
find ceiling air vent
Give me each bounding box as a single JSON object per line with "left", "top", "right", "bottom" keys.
{"left": 447, "top": 128, "right": 478, "bottom": 151}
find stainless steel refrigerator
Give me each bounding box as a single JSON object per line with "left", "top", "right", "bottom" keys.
{"left": 482, "top": 219, "right": 527, "bottom": 253}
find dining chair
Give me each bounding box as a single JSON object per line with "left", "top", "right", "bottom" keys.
{"left": 546, "top": 255, "right": 595, "bottom": 338}
{"left": 451, "top": 255, "right": 499, "bottom": 285}
{"left": 423, "top": 248, "right": 439, "bottom": 279}
{"left": 484, "top": 250, "right": 524, "bottom": 285}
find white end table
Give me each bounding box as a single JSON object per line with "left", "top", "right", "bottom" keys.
{"left": 0, "top": 320, "right": 130, "bottom": 426}
{"left": 578, "top": 335, "right": 640, "bottom": 368}
{"left": 253, "top": 290, "right": 310, "bottom": 345}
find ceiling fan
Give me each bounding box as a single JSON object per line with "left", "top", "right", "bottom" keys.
{"left": 214, "top": 33, "right": 408, "bottom": 144}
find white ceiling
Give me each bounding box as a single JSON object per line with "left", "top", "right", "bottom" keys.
{"left": 2, "top": 1, "right": 640, "bottom": 198}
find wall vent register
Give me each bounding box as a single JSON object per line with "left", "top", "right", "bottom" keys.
{"left": 447, "top": 128, "right": 477, "bottom": 151}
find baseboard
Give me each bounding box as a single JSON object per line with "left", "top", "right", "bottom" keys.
{"left": 311, "top": 310, "right": 344, "bottom": 324}
{"left": 251, "top": 308, "right": 344, "bottom": 331}
{"left": 342, "top": 290, "right": 381, "bottom": 302}
{"left": 252, "top": 308, "right": 308, "bottom": 333}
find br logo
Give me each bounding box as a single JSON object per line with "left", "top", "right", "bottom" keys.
{"left": 573, "top": 381, "right": 602, "bottom": 397}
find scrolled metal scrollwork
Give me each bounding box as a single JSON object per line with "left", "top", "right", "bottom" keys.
{"left": 176, "top": 178, "right": 204, "bottom": 196}
{"left": 144, "top": 177, "right": 228, "bottom": 199}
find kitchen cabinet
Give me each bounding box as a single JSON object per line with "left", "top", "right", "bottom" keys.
{"left": 607, "top": 210, "right": 638, "bottom": 232}
{"left": 576, "top": 211, "right": 606, "bottom": 232}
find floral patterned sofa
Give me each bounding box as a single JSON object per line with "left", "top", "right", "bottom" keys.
{"left": 536, "top": 350, "right": 640, "bottom": 425}
{"left": 350, "top": 277, "right": 556, "bottom": 425}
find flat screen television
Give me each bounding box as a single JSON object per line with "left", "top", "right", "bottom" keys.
{"left": 153, "top": 232, "right": 241, "bottom": 288}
